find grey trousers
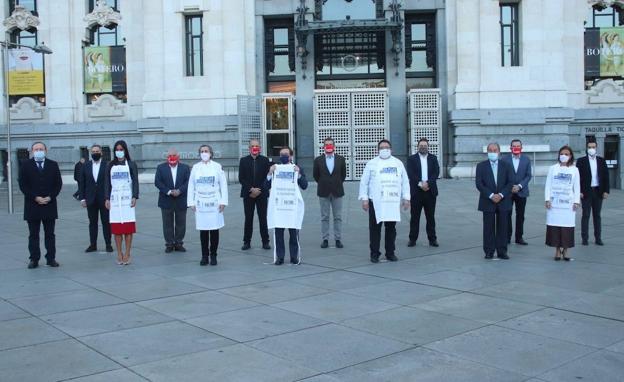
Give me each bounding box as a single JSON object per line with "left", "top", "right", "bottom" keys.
{"left": 161, "top": 208, "right": 187, "bottom": 246}
{"left": 319, "top": 195, "right": 343, "bottom": 241}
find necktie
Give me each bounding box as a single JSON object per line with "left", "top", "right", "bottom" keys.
{"left": 37, "top": 161, "right": 43, "bottom": 172}
{"left": 252, "top": 158, "right": 256, "bottom": 186}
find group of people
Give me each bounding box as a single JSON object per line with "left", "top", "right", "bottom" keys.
{"left": 17, "top": 136, "right": 609, "bottom": 269}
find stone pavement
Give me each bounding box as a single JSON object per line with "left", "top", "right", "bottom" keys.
{"left": 1, "top": 179, "right": 624, "bottom": 382}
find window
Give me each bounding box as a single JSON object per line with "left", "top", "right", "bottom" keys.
{"left": 185, "top": 15, "right": 204, "bottom": 76}
{"left": 10, "top": 0, "right": 37, "bottom": 13}
{"left": 90, "top": 25, "right": 122, "bottom": 46}
{"left": 405, "top": 13, "right": 436, "bottom": 90}
{"left": 265, "top": 18, "right": 295, "bottom": 92}
{"left": 10, "top": 29, "right": 37, "bottom": 48}
{"left": 587, "top": 5, "right": 623, "bottom": 27}
{"left": 500, "top": 3, "right": 520, "bottom": 67}
{"left": 89, "top": 0, "right": 119, "bottom": 12}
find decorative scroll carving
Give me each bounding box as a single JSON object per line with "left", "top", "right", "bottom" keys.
{"left": 84, "top": 0, "right": 122, "bottom": 28}
{"left": 87, "top": 94, "right": 126, "bottom": 118}
{"left": 587, "top": 79, "right": 624, "bottom": 104}
{"left": 10, "top": 97, "right": 44, "bottom": 120}
{"left": 3, "top": 5, "right": 40, "bottom": 32}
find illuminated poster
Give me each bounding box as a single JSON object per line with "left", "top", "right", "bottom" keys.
{"left": 84, "top": 46, "right": 126, "bottom": 93}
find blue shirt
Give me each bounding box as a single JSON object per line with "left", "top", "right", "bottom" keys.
{"left": 325, "top": 154, "right": 335, "bottom": 174}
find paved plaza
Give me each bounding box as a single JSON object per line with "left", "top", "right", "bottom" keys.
{"left": 0, "top": 179, "right": 624, "bottom": 381}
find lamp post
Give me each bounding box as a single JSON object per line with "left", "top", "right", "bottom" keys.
{"left": 1, "top": 38, "right": 52, "bottom": 214}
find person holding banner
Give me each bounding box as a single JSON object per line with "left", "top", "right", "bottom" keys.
{"left": 359, "top": 140, "right": 410, "bottom": 264}
{"left": 105, "top": 140, "right": 139, "bottom": 266}
{"left": 187, "top": 145, "right": 228, "bottom": 266}
{"left": 545, "top": 146, "right": 581, "bottom": 261}
{"left": 267, "top": 146, "right": 308, "bottom": 265}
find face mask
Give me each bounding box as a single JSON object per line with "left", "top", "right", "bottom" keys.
{"left": 200, "top": 152, "right": 211, "bottom": 162}
{"left": 250, "top": 147, "right": 261, "bottom": 156}
{"left": 418, "top": 147, "right": 428, "bottom": 155}
{"left": 511, "top": 147, "right": 522, "bottom": 155}
{"left": 33, "top": 151, "right": 45, "bottom": 161}
{"left": 167, "top": 155, "right": 179, "bottom": 165}
{"left": 279, "top": 154, "right": 290, "bottom": 164}
{"left": 324, "top": 144, "right": 335, "bottom": 154}
{"left": 559, "top": 155, "right": 570, "bottom": 164}
{"left": 115, "top": 150, "right": 125, "bottom": 159}
{"left": 487, "top": 152, "right": 499, "bottom": 162}
{"left": 379, "top": 148, "right": 391, "bottom": 159}
{"left": 91, "top": 153, "right": 102, "bottom": 161}
{"left": 587, "top": 148, "right": 596, "bottom": 157}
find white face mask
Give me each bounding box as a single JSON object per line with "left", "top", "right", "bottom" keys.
{"left": 559, "top": 155, "right": 570, "bottom": 164}
{"left": 200, "top": 152, "right": 211, "bottom": 162}
{"left": 115, "top": 150, "right": 125, "bottom": 159}
{"left": 587, "top": 148, "right": 597, "bottom": 157}
{"left": 379, "top": 148, "right": 391, "bottom": 159}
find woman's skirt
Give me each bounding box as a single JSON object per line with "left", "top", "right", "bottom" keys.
{"left": 111, "top": 222, "right": 136, "bottom": 235}
{"left": 545, "top": 225, "right": 574, "bottom": 248}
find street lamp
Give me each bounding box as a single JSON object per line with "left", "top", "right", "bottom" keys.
{"left": 1, "top": 38, "right": 53, "bottom": 214}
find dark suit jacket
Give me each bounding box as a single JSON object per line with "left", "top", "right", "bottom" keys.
{"left": 104, "top": 160, "right": 139, "bottom": 200}
{"left": 73, "top": 161, "right": 83, "bottom": 182}
{"left": 266, "top": 165, "right": 309, "bottom": 191}
{"left": 238, "top": 155, "right": 271, "bottom": 198}
{"left": 78, "top": 160, "right": 108, "bottom": 206}
{"left": 154, "top": 162, "right": 191, "bottom": 210}
{"left": 501, "top": 154, "right": 532, "bottom": 198}
{"left": 312, "top": 154, "right": 346, "bottom": 197}
{"left": 577, "top": 155, "right": 610, "bottom": 195}
{"left": 18, "top": 158, "right": 63, "bottom": 221}
{"left": 406, "top": 153, "right": 440, "bottom": 197}
{"left": 475, "top": 160, "right": 514, "bottom": 212}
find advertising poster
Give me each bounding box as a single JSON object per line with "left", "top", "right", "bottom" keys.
{"left": 84, "top": 46, "right": 126, "bottom": 93}
{"left": 8, "top": 48, "right": 44, "bottom": 95}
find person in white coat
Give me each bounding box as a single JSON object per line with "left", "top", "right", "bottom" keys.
{"left": 545, "top": 145, "right": 581, "bottom": 262}
{"left": 359, "top": 139, "right": 410, "bottom": 263}
{"left": 187, "top": 145, "right": 228, "bottom": 266}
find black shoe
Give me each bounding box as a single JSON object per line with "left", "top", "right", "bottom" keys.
{"left": 484, "top": 253, "right": 494, "bottom": 259}
{"left": 596, "top": 239, "right": 604, "bottom": 246}
{"left": 335, "top": 240, "right": 344, "bottom": 249}
{"left": 370, "top": 254, "right": 380, "bottom": 263}
{"left": 515, "top": 239, "right": 528, "bottom": 245}
{"left": 290, "top": 257, "right": 300, "bottom": 265}
{"left": 209, "top": 254, "right": 217, "bottom": 266}
{"left": 407, "top": 240, "right": 416, "bottom": 247}
{"left": 165, "top": 246, "right": 174, "bottom": 253}
{"left": 174, "top": 245, "right": 186, "bottom": 252}
{"left": 105, "top": 245, "right": 114, "bottom": 253}
{"left": 274, "top": 258, "right": 284, "bottom": 265}
{"left": 27, "top": 260, "right": 38, "bottom": 269}
{"left": 320, "top": 240, "right": 329, "bottom": 249}
{"left": 386, "top": 253, "right": 399, "bottom": 262}
{"left": 582, "top": 239, "right": 589, "bottom": 246}
{"left": 497, "top": 254, "right": 510, "bottom": 260}
{"left": 262, "top": 243, "right": 271, "bottom": 250}
{"left": 241, "top": 243, "right": 251, "bottom": 250}
{"left": 429, "top": 240, "right": 439, "bottom": 247}
{"left": 200, "top": 258, "right": 209, "bottom": 266}
{"left": 85, "top": 245, "right": 97, "bottom": 253}
{"left": 46, "top": 260, "right": 60, "bottom": 267}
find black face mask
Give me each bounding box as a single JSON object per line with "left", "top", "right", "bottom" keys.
{"left": 91, "top": 153, "right": 102, "bottom": 161}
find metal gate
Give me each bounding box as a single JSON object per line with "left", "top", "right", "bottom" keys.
{"left": 237, "top": 95, "right": 262, "bottom": 158}
{"left": 408, "top": 89, "right": 443, "bottom": 169}
{"left": 314, "top": 89, "right": 389, "bottom": 180}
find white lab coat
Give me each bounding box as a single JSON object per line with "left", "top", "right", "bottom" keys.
{"left": 109, "top": 163, "right": 135, "bottom": 224}
{"left": 545, "top": 164, "right": 581, "bottom": 228}
{"left": 187, "top": 160, "right": 228, "bottom": 230}
{"left": 267, "top": 164, "right": 305, "bottom": 230}
{"left": 358, "top": 156, "right": 410, "bottom": 223}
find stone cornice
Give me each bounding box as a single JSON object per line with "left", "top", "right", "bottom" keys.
{"left": 84, "top": 0, "right": 122, "bottom": 28}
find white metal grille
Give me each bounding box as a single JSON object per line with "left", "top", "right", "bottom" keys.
{"left": 314, "top": 89, "right": 389, "bottom": 180}
{"left": 237, "top": 95, "right": 262, "bottom": 158}
{"left": 409, "top": 89, "right": 442, "bottom": 169}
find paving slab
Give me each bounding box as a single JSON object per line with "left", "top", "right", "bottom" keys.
{"left": 0, "top": 316, "right": 67, "bottom": 351}
{"left": 9, "top": 288, "right": 125, "bottom": 316}
{"left": 538, "top": 350, "right": 624, "bottom": 382}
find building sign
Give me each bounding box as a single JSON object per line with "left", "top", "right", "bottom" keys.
{"left": 8, "top": 49, "right": 44, "bottom": 95}
{"left": 585, "top": 27, "right": 624, "bottom": 78}
{"left": 83, "top": 46, "right": 126, "bottom": 93}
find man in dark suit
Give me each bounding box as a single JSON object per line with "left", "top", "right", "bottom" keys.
{"left": 73, "top": 157, "right": 85, "bottom": 200}
{"left": 18, "top": 142, "right": 63, "bottom": 269}
{"left": 475, "top": 142, "right": 514, "bottom": 260}
{"left": 313, "top": 137, "right": 347, "bottom": 249}
{"left": 407, "top": 137, "right": 440, "bottom": 247}
{"left": 155, "top": 148, "right": 191, "bottom": 252}
{"left": 501, "top": 139, "right": 532, "bottom": 245}
{"left": 238, "top": 138, "right": 271, "bottom": 250}
{"left": 79, "top": 144, "right": 113, "bottom": 253}
{"left": 577, "top": 138, "right": 610, "bottom": 246}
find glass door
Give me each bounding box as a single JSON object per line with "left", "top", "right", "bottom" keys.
{"left": 262, "top": 93, "right": 295, "bottom": 160}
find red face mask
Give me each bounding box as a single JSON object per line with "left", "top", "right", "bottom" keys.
{"left": 250, "top": 146, "right": 261, "bottom": 156}
{"left": 167, "top": 155, "right": 179, "bottom": 165}
{"left": 511, "top": 147, "right": 522, "bottom": 155}
{"left": 324, "top": 144, "right": 335, "bottom": 154}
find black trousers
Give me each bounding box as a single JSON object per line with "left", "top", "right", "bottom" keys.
{"left": 161, "top": 208, "right": 187, "bottom": 246}
{"left": 369, "top": 201, "right": 396, "bottom": 257}
{"left": 483, "top": 209, "right": 509, "bottom": 256}
{"left": 409, "top": 190, "right": 437, "bottom": 242}
{"left": 243, "top": 196, "right": 269, "bottom": 244}
{"left": 274, "top": 228, "right": 299, "bottom": 261}
{"left": 506, "top": 194, "right": 527, "bottom": 242}
{"left": 27, "top": 219, "right": 56, "bottom": 261}
{"left": 87, "top": 201, "right": 111, "bottom": 246}
{"left": 581, "top": 187, "right": 603, "bottom": 241}
{"left": 200, "top": 230, "right": 219, "bottom": 259}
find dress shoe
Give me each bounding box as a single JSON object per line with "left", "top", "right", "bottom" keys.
{"left": 46, "top": 260, "right": 60, "bottom": 267}
{"left": 386, "top": 253, "right": 398, "bottom": 262}
{"left": 200, "top": 258, "right": 209, "bottom": 266}
{"left": 262, "top": 243, "right": 271, "bottom": 250}
{"left": 290, "top": 257, "right": 300, "bottom": 265}
{"left": 274, "top": 258, "right": 284, "bottom": 265}
{"left": 582, "top": 239, "right": 589, "bottom": 246}
{"left": 320, "top": 240, "right": 329, "bottom": 248}
{"left": 27, "top": 260, "right": 38, "bottom": 269}
{"left": 429, "top": 240, "right": 439, "bottom": 247}
{"left": 241, "top": 243, "right": 251, "bottom": 250}
{"left": 407, "top": 240, "right": 416, "bottom": 247}
{"left": 596, "top": 239, "right": 604, "bottom": 246}
{"left": 497, "top": 254, "right": 510, "bottom": 260}
{"left": 335, "top": 240, "right": 344, "bottom": 249}
{"left": 85, "top": 245, "right": 97, "bottom": 253}
{"left": 209, "top": 254, "right": 218, "bottom": 266}
{"left": 370, "top": 254, "right": 380, "bottom": 263}
{"left": 515, "top": 238, "right": 528, "bottom": 245}
{"left": 165, "top": 246, "right": 174, "bottom": 253}
{"left": 106, "top": 245, "right": 114, "bottom": 253}
{"left": 174, "top": 245, "right": 186, "bottom": 252}
{"left": 484, "top": 253, "right": 494, "bottom": 259}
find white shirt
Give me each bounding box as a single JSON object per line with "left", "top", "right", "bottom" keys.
{"left": 589, "top": 156, "right": 599, "bottom": 187}
{"left": 512, "top": 155, "right": 520, "bottom": 173}
{"left": 419, "top": 154, "right": 428, "bottom": 183}
{"left": 170, "top": 165, "right": 178, "bottom": 188}
{"left": 92, "top": 160, "right": 101, "bottom": 182}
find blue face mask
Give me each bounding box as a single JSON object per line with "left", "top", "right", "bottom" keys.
{"left": 487, "top": 152, "right": 499, "bottom": 162}
{"left": 279, "top": 154, "right": 290, "bottom": 164}
{"left": 115, "top": 150, "right": 125, "bottom": 159}
{"left": 33, "top": 150, "right": 45, "bottom": 161}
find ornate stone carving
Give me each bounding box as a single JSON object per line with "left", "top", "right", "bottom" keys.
{"left": 2, "top": 5, "right": 40, "bottom": 32}
{"left": 84, "top": 0, "right": 122, "bottom": 28}
{"left": 587, "top": 79, "right": 624, "bottom": 104}
{"left": 87, "top": 94, "right": 126, "bottom": 118}
{"left": 588, "top": 0, "right": 624, "bottom": 9}
{"left": 10, "top": 97, "right": 44, "bottom": 120}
